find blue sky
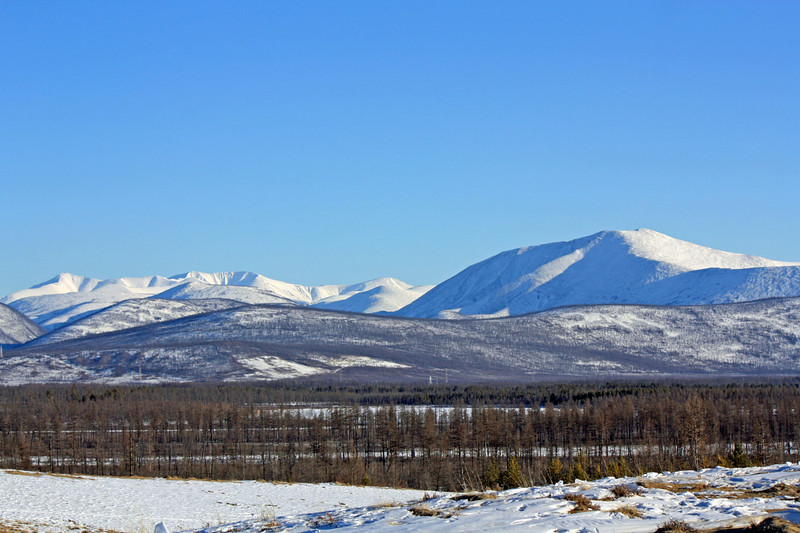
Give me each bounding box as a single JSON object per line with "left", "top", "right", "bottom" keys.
{"left": 2, "top": 1, "right": 799, "bottom": 296}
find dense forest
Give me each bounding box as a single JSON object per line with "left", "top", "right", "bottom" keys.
{"left": 0, "top": 381, "right": 798, "bottom": 491}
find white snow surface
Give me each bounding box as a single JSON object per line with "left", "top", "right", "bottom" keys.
{"left": 397, "top": 228, "right": 800, "bottom": 318}
{"left": 3, "top": 463, "right": 800, "bottom": 532}
{"left": 0, "top": 470, "right": 427, "bottom": 532}
{"left": 2, "top": 272, "right": 429, "bottom": 330}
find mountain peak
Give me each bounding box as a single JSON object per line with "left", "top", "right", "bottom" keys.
{"left": 396, "top": 229, "right": 800, "bottom": 318}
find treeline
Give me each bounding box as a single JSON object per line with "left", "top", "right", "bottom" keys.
{"left": 0, "top": 381, "right": 799, "bottom": 491}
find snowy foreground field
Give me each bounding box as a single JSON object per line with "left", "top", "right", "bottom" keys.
{"left": 3, "top": 464, "right": 800, "bottom": 532}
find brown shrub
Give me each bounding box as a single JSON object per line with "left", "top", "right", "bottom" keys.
{"left": 611, "top": 505, "right": 642, "bottom": 518}
{"left": 611, "top": 483, "right": 642, "bottom": 498}
{"left": 655, "top": 519, "right": 699, "bottom": 533}
{"left": 563, "top": 492, "right": 599, "bottom": 513}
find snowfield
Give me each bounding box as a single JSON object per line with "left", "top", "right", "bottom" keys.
{"left": 3, "top": 463, "right": 800, "bottom": 532}
{"left": 0, "top": 470, "right": 427, "bottom": 532}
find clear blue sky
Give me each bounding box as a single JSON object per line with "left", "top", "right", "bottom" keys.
{"left": 2, "top": 1, "right": 799, "bottom": 297}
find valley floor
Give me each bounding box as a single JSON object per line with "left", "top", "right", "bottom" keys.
{"left": 3, "top": 464, "right": 800, "bottom": 532}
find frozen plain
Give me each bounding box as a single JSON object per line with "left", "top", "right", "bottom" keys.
{"left": 3, "top": 463, "right": 800, "bottom": 532}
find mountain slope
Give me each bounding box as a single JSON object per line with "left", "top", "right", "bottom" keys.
{"left": 0, "top": 303, "right": 45, "bottom": 344}
{"left": 29, "top": 298, "right": 247, "bottom": 346}
{"left": 396, "top": 229, "right": 800, "bottom": 318}
{"left": 4, "top": 297, "right": 800, "bottom": 383}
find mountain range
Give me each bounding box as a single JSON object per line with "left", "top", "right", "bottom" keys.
{"left": 4, "top": 297, "right": 800, "bottom": 384}
{"left": 2, "top": 228, "right": 800, "bottom": 383}
{"left": 1, "top": 271, "right": 432, "bottom": 330}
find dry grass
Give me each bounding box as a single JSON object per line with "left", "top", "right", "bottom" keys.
{"left": 409, "top": 504, "right": 441, "bottom": 517}
{"left": 563, "top": 492, "right": 599, "bottom": 513}
{"left": 371, "top": 501, "right": 403, "bottom": 509}
{"left": 306, "top": 512, "right": 337, "bottom": 528}
{"left": 0, "top": 519, "right": 124, "bottom": 533}
{"left": 639, "top": 479, "right": 800, "bottom": 503}
{"left": 611, "top": 483, "right": 642, "bottom": 498}
{"left": 258, "top": 505, "right": 282, "bottom": 531}
{"left": 4, "top": 470, "right": 91, "bottom": 481}
{"left": 655, "top": 519, "right": 699, "bottom": 533}
{"left": 735, "top": 483, "right": 800, "bottom": 500}
{"left": 610, "top": 505, "right": 642, "bottom": 518}
{"left": 703, "top": 517, "right": 800, "bottom": 533}
{"left": 408, "top": 505, "right": 455, "bottom": 520}
{"left": 3, "top": 471, "right": 43, "bottom": 477}
{"left": 49, "top": 473, "right": 89, "bottom": 480}
{"left": 735, "top": 517, "right": 800, "bottom": 533}
{"left": 639, "top": 479, "right": 711, "bottom": 493}
{"left": 163, "top": 475, "right": 243, "bottom": 483}
{"left": 0, "top": 521, "right": 39, "bottom": 533}
{"left": 451, "top": 492, "right": 498, "bottom": 501}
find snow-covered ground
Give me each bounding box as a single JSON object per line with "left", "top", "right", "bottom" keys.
{"left": 3, "top": 463, "right": 800, "bottom": 532}
{"left": 0, "top": 470, "right": 426, "bottom": 532}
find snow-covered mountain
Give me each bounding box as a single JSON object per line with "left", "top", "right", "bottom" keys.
{"left": 0, "top": 303, "right": 45, "bottom": 345}
{"left": 1, "top": 272, "right": 430, "bottom": 330}
{"left": 5, "top": 297, "right": 800, "bottom": 383}
{"left": 4, "top": 228, "right": 800, "bottom": 335}
{"left": 396, "top": 229, "right": 800, "bottom": 318}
